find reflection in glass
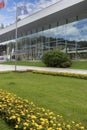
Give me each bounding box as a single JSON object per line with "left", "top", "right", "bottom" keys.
{"left": 1, "top": 18, "right": 87, "bottom": 60}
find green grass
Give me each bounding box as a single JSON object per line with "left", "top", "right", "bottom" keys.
{"left": 0, "top": 60, "right": 87, "bottom": 70}
{"left": 0, "top": 72, "right": 87, "bottom": 129}
{"left": 70, "top": 61, "right": 87, "bottom": 70}
{"left": 0, "top": 119, "right": 13, "bottom": 130}
{"left": 0, "top": 61, "right": 46, "bottom": 67}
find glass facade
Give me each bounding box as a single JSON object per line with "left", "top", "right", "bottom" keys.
{"left": 4, "top": 17, "right": 87, "bottom": 60}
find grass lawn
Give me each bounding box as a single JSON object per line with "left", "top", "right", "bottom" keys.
{"left": 0, "top": 119, "right": 13, "bottom": 130}
{"left": 70, "top": 61, "right": 87, "bottom": 70}
{"left": 0, "top": 61, "right": 46, "bottom": 67}
{"left": 0, "top": 72, "right": 87, "bottom": 129}
{"left": 0, "top": 60, "right": 87, "bottom": 70}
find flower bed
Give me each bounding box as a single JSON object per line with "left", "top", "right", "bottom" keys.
{"left": 0, "top": 89, "right": 86, "bottom": 130}
{"left": 32, "top": 70, "right": 87, "bottom": 80}
{"left": 12, "top": 70, "right": 33, "bottom": 73}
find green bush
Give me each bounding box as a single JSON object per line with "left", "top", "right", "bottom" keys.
{"left": 42, "top": 50, "right": 72, "bottom": 68}
{"left": 60, "top": 61, "right": 72, "bottom": 68}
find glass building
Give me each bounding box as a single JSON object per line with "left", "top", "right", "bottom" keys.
{"left": 0, "top": 0, "right": 87, "bottom": 61}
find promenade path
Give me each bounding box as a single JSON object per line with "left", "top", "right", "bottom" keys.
{"left": 0, "top": 64, "right": 87, "bottom": 74}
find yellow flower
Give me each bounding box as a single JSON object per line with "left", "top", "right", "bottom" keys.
{"left": 21, "top": 111, "right": 25, "bottom": 116}
{"left": 56, "top": 128, "right": 62, "bottom": 130}
{"left": 15, "top": 125, "right": 19, "bottom": 128}
{"left": 10, "top": 115, "right": 16, "bottom": 119}
{"left": 47, "top": 127, "right": 53, "bottom": 130}
{"left": 31, "top": 115, "right": 37, "bottom": 119}
{"left": 50, "top": 120, "right": 53, "bottom": 124}
{"left": 72, "top": 121, "right": 75, "bottom": 124}
{"left": 0, "top": 89, "right": 86, "bottom": 130}
{"left": 49, "top": 112, "right": 54, "bottom": 115}
{"left": 80, "top": 126, "right": 85, "bottom": 130}
{"left": 37, "top": 125, "right": 43, "bottom": 129}
{"left": 58, "top": 123, "right": 61, "bottom": 127}
{"left": 53, "top": 123, "right": 56, "bottom": 127}
{"left": 41, "top": 121, "right": 45, "bottom": 125}
{"left": 23, "top": 127, "right": 27, "bottom": 130}
{"left": 75, "top": 123, "right": 80, "bottom": 127}
{"left": 66, "top": 125, "right": 71, "bottom": 130}
{"left": 23, "top": 122, "right": 29, "bottom": 127}
{"left": 17, "top": 117, "right": 21, "bottom": 124}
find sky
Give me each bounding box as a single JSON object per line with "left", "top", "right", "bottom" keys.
{"left": 0, "top": 0, "right": 59, "bottom": 27}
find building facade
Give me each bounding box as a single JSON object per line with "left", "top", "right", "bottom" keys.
{"left": 0, "top": 0, "right": 87, "bottom": 61}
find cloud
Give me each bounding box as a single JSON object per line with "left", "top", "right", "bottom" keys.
{"left": 29, "top": 0, "right": 59, "bottom": 12}
{"left": 0, "top": 14, "right": 15, "bottom": 26}
{"left": 66, "top": 23, "right": 80, "bottom": 36}
{"left": 15, "top": 0, "right": 61, "bottom": 18}
{"left": 8, "top": 0, "right": 60, "bottom": 19}
{"left": 4, "top": 0, "right": 63, "bottom": 23}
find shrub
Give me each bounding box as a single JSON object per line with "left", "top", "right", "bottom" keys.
{"left": 60, "top": 61, "right": 72, "bottom": 68}
{"left": 42, "top": 50, "right": 72, "bottom": 68}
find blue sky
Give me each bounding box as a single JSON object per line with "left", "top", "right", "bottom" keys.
{"left": 0, "top": 0, "right": 58, "bottom": 26}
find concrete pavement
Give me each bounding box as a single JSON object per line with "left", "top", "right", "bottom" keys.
{"left": 0, "top": 64, "right": 87, "bottom": 74}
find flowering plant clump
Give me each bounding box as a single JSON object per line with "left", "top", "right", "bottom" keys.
{"left": 33, "top": 70, "right": 87, "bottom": 80}
{"left": 0, "top": 89, "right": 86, "bottom": 130}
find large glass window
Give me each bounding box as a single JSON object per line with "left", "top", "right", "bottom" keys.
{"left": 1, "top": 17, "right": 87, "bottom": 60}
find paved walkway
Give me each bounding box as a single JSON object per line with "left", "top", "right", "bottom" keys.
{"left": 0, "top": 64, "right": 87, "bottom": 74}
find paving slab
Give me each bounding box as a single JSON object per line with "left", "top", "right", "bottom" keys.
{"left": 0, "top": 64, "right": 87, "bottom": 74}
